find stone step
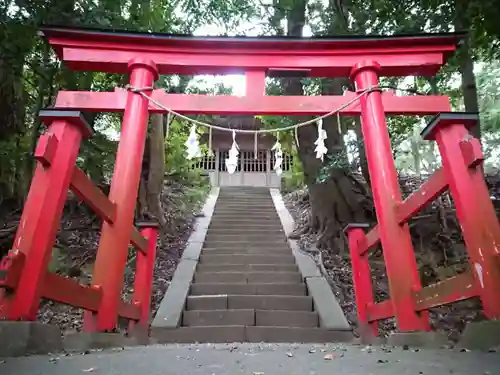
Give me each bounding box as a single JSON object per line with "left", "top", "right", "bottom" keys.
{"left": 206, "top": 228, "right": 285, "bottom": 234}
{"left": 217, "top": 198, "right": 272, "bottom": 202}
{"left": 199, "top": 254, "right": 295, "bottom": 265}
{"left": 215, "top": 205, "right": 274, "bottom": 209}
{"left": 204, "top": 233, "right": 286, "bottom": 242}
{"left": 182, "top": 309, "right": 319, "bottom": 328}
{"left": 196, "top": 263, "right": 298, "bottom": 273}
{"left": 227, "top": 295, "right": 312, "bottom": 311}
{"left": 218, "top": 191, "right": 270, "bottom": 196}
{"left": 202, "top": 241, "right": 288, "bottom": 249}
{"left": 183, "top": 309, "right": 255, "bottom": 326}
{"left": 217, "top": 198, "right": 271, "bottom": 201}
{"left": 203, "top": 241, "right": 288, "bottom": 249}
{"left": 153, "top": 326, "right": 353, "bottom": 343}
{"left": 209, "top": 216, "right": 281, "bottom": 222}
{"left": 199, "top": 248, "right": 291, "bottom": 255}
{"left": 185, "top": 294, "right": 312, "bottom": 310}
{"left": 211, "top": 214, "right": 280, "bottom": 220}
{"left": 190, "top": 283, "right": 306, "bottom": 296}
{"left": 201, "top": 243, "right": 290, "bottom": 251}
{"left": 255, "top": 310, "right": 319, "bottom": 327}
{"left": 208, "top": 223, "right": 284, "bottom": 230}
{"left": 186, "top": 295, "right": 229, "bottom": 310}
{"left": 185, "top": 295, "right": 311, "bottom": 310}
{"left": 208, "top": 222, "right": 283, "bottom": 229}
{"left": 193, "top": 271, "right": 302, "bottom": 284}
{"left": 213, "top": 208, "right": 277, "bottom": 214}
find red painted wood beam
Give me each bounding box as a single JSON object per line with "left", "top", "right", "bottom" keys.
{"left": 2, "top": 264, "right": 140, "bottom": 320}
{"left": 42, "top": 273, "right": 102, "bottom": 311}
{"left": 69, "top": 166, "right": 148, "bottom": 254}
{"left": 55, "top": 90, "right": 451, "bottom": 116}
{"left": 118, "top": 301, "right": 141, "bottom": 321}
{"left": 358, "top": 152, "right": 480, "bottom": 257}
{"left": 363, "top": 227, "right": 380, "bottom": 254}
{"left": 70, "top": 167, "right": 117, "bottom": 223}
{"left": 130, "top": 229, "right": 148, "bottom": 254}
{"left": 367, "top": 300, "right": 394, "bottom": 322}
{"left": 59, "top": 47, "right": 447, "bottom": 77}
{"left": 413, "top": 271, "right": 478, "bottom": 311}
{"left": 395, "top": 168, "right": 448, "bottom": 224}
{"left": 41, "top": 27, "right": 462, "bottom": 77}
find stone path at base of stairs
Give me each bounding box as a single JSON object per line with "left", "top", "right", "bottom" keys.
{"left": 3, "top": 343, "right": 499, "bottom": 375}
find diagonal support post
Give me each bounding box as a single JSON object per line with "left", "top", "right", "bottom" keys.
{"left": 0, "top": 110, "right": 92, "bottom": 320}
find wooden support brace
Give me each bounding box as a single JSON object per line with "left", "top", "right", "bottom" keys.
{"left": 413, "top": 271, "right": 479, "bottom": 311}
{"left": 69, "top": 167, "right": 148, "bottom": 254}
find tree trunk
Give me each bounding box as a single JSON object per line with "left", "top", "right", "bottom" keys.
{"left": 284, "top": 0, "right": 373, "bottom": 251}
{"left": 145, "top": 114, "right": 166, "bottom": 226}
{"left": 137, "top": 114, "right": 166, "bottom": 225}
{"left": 454, "top": 0, "right": 481, "bottom": 140}
{"left": 354, "top": 118, "right": 371, "bottom": 185}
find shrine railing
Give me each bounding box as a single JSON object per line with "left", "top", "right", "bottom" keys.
{"left": 345, "top": 112, "right": 500, "bottom": 336}
{"left": 0, "top": 109, "right": 158, "bottom": 333}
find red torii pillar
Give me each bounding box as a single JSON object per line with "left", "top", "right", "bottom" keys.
{"left": 350, "top": 61, "right": 430, "bottom": 332}
{"left": 84, "top": 58, "right": 158, "bottom": 332}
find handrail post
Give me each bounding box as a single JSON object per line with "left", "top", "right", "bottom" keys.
{"left": 130, "top": 221, "right": 160, "bottom": 333}
{"left": 344, "top": 224, "right": 378, "bottom": 337}
{"left": 422, "top": 113, "right": 500, "bottom": 318}
{"left": 0, "top": 110, "right": 92, "bottom": 320}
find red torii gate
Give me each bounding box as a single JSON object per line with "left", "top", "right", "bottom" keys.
{"left": 0, "top": 25, "right": 499, "bottom": 335}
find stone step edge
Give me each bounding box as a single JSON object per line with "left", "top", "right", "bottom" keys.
{"left": 196, "top": 264, "right": 298, "bottom": 272}
{"left": 182, "top": 309, "right": 320, "bottom": 327}
{"left": 193, "top": 271, "right": 302, "bottom": 283}
{"left": 189, "top": 283, "right": 307, "bottom": 296}
{"left": 151, "top": 325, "right": 354, "bottom": 344}
{"left": 269, "top": 189, "right": 352, "bottom": 331}
{"left": 182, "top": 309, "right": 256, "bottom": 327}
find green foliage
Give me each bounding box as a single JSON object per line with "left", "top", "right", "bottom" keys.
{"left": 164, "top": 118, "right": 201, "bottom": 180}
{"left": 316, "top": 149, "right": 350, "bottom": 184}
{"left": 2, "top": 0, "right": 500, "bottom": 206}
{"left": 282, "top": 155, "right": 305, "bottom": 193}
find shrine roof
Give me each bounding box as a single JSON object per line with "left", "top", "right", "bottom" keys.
{"left": 40, "top": 24, "right": 464, "bottom": 51}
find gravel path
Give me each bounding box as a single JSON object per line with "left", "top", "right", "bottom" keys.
{"left": 2, "top": 343, "right": 499, "bottom": 375}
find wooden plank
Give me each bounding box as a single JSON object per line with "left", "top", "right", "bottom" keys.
{"left": 131, "top": 228, "right": 148, "bottom": 255}
{"left": 118, "top": 300, "right": 141, "bottom": 321}
{"left": 359, "top": 226, "right": 380, "bottom": 256}
{"left": 413, "top": 271, "right": 479, "bottom": 311}
{"left": 70, "top": 167, "right": 116, "bottom": 223}
{"left": 70, "top": 167, "right": 147, "bottom": 254}
{"left": 396, "top": 168, "right": 448, "bottom": 225}
{"left": 367, "top": 300, "right": 394, "bottom": 322}
{"left": 42, "top": 273, "right": 102, "bottom": 311}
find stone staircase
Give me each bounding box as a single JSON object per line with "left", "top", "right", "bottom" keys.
{"left": 152, "top": 187, "right": 352, "bottom": 343}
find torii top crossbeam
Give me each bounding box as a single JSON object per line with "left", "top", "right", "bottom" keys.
{"left": 41, "top": 25, "right": 463, "bottom": 77}
{"left": 41, "top": 25, "right": 463, "bottom": 116}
